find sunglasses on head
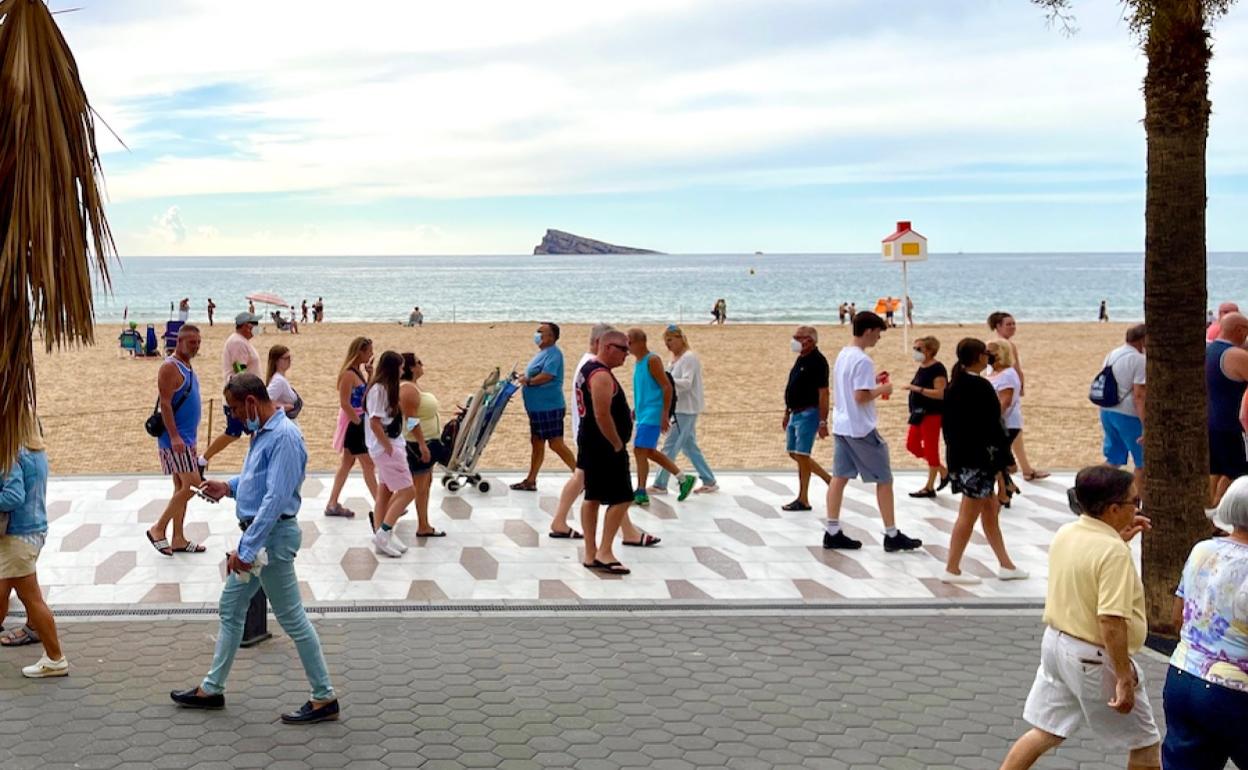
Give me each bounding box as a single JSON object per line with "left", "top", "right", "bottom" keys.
{"left": 666, "top": 324, "right": 680, "bottom": 332}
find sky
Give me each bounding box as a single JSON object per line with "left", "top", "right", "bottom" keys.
{"left": 53, "top": 0, "right": 1248, "bottom": 256}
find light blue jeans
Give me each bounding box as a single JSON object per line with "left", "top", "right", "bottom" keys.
{"left": 654, "top": 413, "right": 717, "bottom": 488}
{"left": 202, "top": 518, "right": 334, "bottom": 701}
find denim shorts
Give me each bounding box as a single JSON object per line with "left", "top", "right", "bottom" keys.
{"left": 785, "top": 408, "right": 819, "bottom": 456}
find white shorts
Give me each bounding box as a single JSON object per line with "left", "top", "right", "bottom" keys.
{"left": 1022, "top": 626, "right": 1160, "bottom": 750}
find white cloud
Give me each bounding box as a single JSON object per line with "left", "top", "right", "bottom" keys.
{"left": 154, "top": 206, "right": 187, "bottom": 243}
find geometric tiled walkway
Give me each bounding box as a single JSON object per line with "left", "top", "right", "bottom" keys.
{"left": 31, "top": 472, "right": 1097, "bottom": 608}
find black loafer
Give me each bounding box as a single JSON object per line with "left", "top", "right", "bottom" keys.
{"left": 170, "top": 687, "right": 225, "bottom": 709}
{"left": 281, "top": 699, "right": 340, "bottom": 724}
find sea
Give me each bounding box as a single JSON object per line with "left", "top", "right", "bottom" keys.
{"left": 91, "top": 252, "right": 1248, "bottom": 326}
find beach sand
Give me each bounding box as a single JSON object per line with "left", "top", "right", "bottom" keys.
{"left": 34, "top": 321, "right": 1125, "bottom": 477}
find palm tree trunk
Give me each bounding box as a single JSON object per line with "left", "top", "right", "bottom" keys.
{"left": 1140, "top": 0, "right": 1213, "bottom": 635}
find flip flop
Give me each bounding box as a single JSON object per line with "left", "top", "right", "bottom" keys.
{"left": 509, "top": 480, "right": 538, "bottom": 492}
{"left": 622, "top": 532, "right": 661, "bottom": 547}
{"left": 1024, "top": 471, "right": 1051, "bottom": 481}
{"left": 146, "top": 531, "right": 173, "bottom": 557}
{"left": 591, "top": 560, "right": 631, "bottom": 575}
{"left": 415, "top": 530, "right": 447, "bottom": 538}
{"left": 177, "top": 541, "right": 207, "bottom": 553}
{"left": 0, "top": 625, "right": 39, "bottom": 647}
{"left": 548, "top": 529, "right": 584, "bottom": 540}
{"left": 780, "top": 500, "right": 812, "bottom": 512}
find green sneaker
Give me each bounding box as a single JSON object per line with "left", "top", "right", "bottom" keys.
{"left": 633, "top": 490, "right": 650, "bottom": 506}
{"left": 677, "top": 475, "right": 697, "bottom": 502}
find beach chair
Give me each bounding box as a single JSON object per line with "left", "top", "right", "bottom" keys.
{"left": 162, "top": 320, "right": 185, "bottom": 355}
{"left": 117, "top": 329, "right": 144, "bottom": 358}
{"left": 144, "top": 325, "right": 159, "bottom": 357}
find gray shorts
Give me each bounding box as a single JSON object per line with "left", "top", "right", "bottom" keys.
{"left": 833, "top": 430, "right": 893, "bottom": 484}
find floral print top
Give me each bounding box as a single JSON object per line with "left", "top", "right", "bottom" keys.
{"left": 1171, "top": 538, "right": 1248, "bottom": 693}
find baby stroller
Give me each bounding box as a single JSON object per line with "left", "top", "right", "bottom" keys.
{"left": 441, "top": 368, "right": 520, "bottom": 493}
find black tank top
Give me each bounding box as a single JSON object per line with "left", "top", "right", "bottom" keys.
{"left": 575, "top": 360, "right": 632, "bottom": 452}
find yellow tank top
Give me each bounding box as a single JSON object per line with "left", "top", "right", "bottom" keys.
{"left": 403, "top": 387, "right": 441, "bottom": 441}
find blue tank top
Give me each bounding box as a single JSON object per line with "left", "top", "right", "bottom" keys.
{"left": 633, "top": 352, "right": 664, "bottom": 425}
{"left": 1206, "top": 340, "right": 1247, "bottom": 432}
{"left": 157, "top": 357, "right": 201, "bottom": 448}
{"left": 348, "top": 367, "right": 366, "bottom": 411}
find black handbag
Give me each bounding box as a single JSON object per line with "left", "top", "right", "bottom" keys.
{"left": 145, "top": 376, "right": 194, "bottom": 438}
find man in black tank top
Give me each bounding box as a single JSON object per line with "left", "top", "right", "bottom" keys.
{"left": 574, "top": 331, "right": 634, "bottom": 575}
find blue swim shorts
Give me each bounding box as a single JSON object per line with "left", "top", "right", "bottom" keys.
{"left": 1100, "top": 410, "right": 1144, "bottom": 469}
{"left": 634, "top": 423, "right": 662, "bottom": 450}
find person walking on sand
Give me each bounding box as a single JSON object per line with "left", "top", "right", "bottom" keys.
{"left": 171, "top": 374, "right": 340, "bottom": 724}
{"left": 838, "top": 303, "right": 848, "bottom": 325}
{"left": 1000, "top": 466, "right": 1158, "bottom": 770}
{"left": 0, "top": 413, "right": 69, "bottom": 678}
{"left": 988, "top": 311, "right": 1049, "bottom": 481}
{"left": 576, "top": 330, "right": 636, "bottom": 576}
{"left": 715, "top": 298, "right": 727, "bottom": 325}
{"left": 1207, "top": 312, "right": 1248, "bottom": 508}
{"left": 627, "top": 328, "right": 696, "bottom": 506}
{"left": 901, "top": 336, "right": 948, "bottom": 498}
{"left": 650, "top": 325, "right": 717, "bottom": 495}
{"left": 325, "top": 337, "right": 378, "bottom": 518}
{"left": 366, "top": 352, "right": 416, "bottom": 557}
{"left": 823, "top": 312, "right": 922, "bottom": 553}
{"left": 511, "top": 323, "right": 576, "bottom": 492}
{"left": 206, "top": 298, "right": 216, "bottom": 327}
{"left": 314, "top": 297, "right": 324, "bottom": 323}
{"left": 1098, "top": 300, "right": 1109, "bottom": 323}
{"left": 200, "top": 312, "right": 263, "bottom": 473}
{"left": 300, "top": 299, "right": 309, "bottom": 325}
{"left": 146, "top": 324, "right": 208, "bottom": 556}
{"left": 399, "top": 353, "right": 448, "bottom": 538}
{"left": 178, "top": 297, "right": 190, "bottom": 323}
{"left": 939, "top": 339, "right": 1027, "bottom": 584}
{"left": 884, "top": 296, "right": 896, "bottom": 328}
{"left": 782, "top": 326, "right": 831, "bottom": 511}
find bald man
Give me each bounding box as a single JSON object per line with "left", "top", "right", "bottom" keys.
{"left": 782, "top": 325, "right": 831, "bottom": 510}
{"left": 1207, "top": 312, "right": 1248, "bottom": 507}
{"left": 1205, "top": 301, "right": 1240, "bottom": 343}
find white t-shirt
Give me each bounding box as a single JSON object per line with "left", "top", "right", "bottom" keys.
{"left": 1103, "top": 344, "right": 1146, "bottom": 417}
{"left": 267, "top": 372, "right": 297, "bottom": 407}
{"left": 569, "top": 352, "right": 595, "bottom": 442}
{"left": 364, "top": 383, "right": 403, "bottom": 455}
{"left": 832, "top": 346, "right": 878, "bottom": 438}
{"left": 990, "top": 367, "right": 1024, "bottom": 430}
{"left": 669, "top": 351, "right": 705, "bottom": 415}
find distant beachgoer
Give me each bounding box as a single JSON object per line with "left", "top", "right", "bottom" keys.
{"left": 848, "top": 302, "right": 857, "bottom": 318}
{"left": 512, "top": 322, "right": 576, "bottom": 492}
{"left": 326, "top": 337, "right": 378, "bottom": 518}
{"left": 367, "top": 352, "right": 415, "bottom": 558}
{"left": 905, "top": 296, "right": 914, "bottom": 326}
{"left": 1207, "top": 312, "right": 1248, "bottom": 508}
{"left": 988, "top": 311, "right": 1049, "bottom": 481}
{"left": 399, "top": 353, "right": 446, "bottom": 538}
{"left": 715, "top": 298, "right": 727, "bottom": 326}
{"left": 1206, "top": 301, "right": 1240, "bottom": 342}
{"left": 940, "top": 338, "right": 1025, "bottom": 584}
{"left": 650, "top": 325, "right": 717, "bottom": 495}
{"left": 628, "top": 328, "right": 695, "bottom": 505}
{"left": 709, "top": 300, "right": 721, "bottom": 325}
{"left": 206, "top": 298, "right": 216, "bottom": 327}
{"left": 178, "top": 297, "right": 190, "bottom": 323}
{"left": 1098, "top": 325, "right": 1147, "bottom": 493}
{"left": 248, "top": 299, "right": 255, "bottom": 316}
{"left": 406, "top": 307, "right": 424, "bottom": 327}
{"left": 1098, "top": 300, "right": 1109, "bottom": 323}
{"left": 988, "top": 340, "right": 1024, "bottom": 507}
{"left": 201, "top": 313, "right": 262, "bottom": 472}
{"left": 271, "top": 310, "right": 298, "bottom": 334}
{"left": 301, "top": 300, "right": 309, "bottom": 324}
{"left": 265, "top": 344, "right": 301, "bottom": 418}
{"left": 901, "top": 336, "right": 948, "bottom": 498}
{"left": 838, "top": 303, "right": 848, "bottom": 325}
{"left": 884, "top": 296, "right": 896, "bottom": 328}
{"left": 146, "top": 324, "right": 206, "bottom": 557}
{"left": 824, "top": 312, "right": 922, "bottom": 553}
{"left": 782, "top": 325, "right": 831, "bottom": 512}
{"left": 314, "top": 297, "right": 324, "bottom": 323}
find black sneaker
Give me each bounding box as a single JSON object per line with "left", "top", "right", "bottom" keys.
{"left": 822, "top": 531, "right": 862, "bottom": 550}
{"left": 884, "top": 531, "right": 923, "bottom": 552}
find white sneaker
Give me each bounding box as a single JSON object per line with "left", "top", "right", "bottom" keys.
{"left": 372, "top": 530, "right": 402, "bottom": 558}
{"left": 390, "top": 531, "right": 409, "bottom": 553}
{"left": 647, "top": 486, "right": 668, "bottom": 496}
{"left": 940, "top": 570, "right": 981, "bottom": 585}
{"left": 998, "top": 567, "right": 1030, "bottom": 581}
{"left": 22, "top": 655, "right": 68, "bottom": 678}
{"left": 694, "top": 484, "right": 719, "bottom": 494}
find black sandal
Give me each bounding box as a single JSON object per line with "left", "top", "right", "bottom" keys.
{"left": 415, "top": 530, "right": 447, "bottom": 538}
{"left": 548, "top": 529, "right": 584, "bottom": 539}
{"left": 592, "top": 560, "right": 631, "bottom": 575}
{"left": 622, "top": 532, "right": 661, "bottom": 547}
{"left": 780, "top": 500, "right": 812, "bottom": 511}
{"left": 908, "top": 488, "right": 936, "bottom": 498}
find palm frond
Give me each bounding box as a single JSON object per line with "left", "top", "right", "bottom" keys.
{"left": 0, "top": 0, "right": 116, "bottom": 470}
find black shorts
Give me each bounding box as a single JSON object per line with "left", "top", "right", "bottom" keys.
{"left": 1209, "top": 429, "right": 1248, "bottom": 478}
{"left": 579, "top": 448, "right": 633, "bottom": 506}
{"left": 344, "top": 418, "right": 368, "bottom": 456}
{"left": 406, "top": 439, "right": 450, "bottom": 475}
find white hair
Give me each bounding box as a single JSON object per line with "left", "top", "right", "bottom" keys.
{"left": 589, "top": 323, "right": 615, "bottom": 345}
{"left": 1216, "top": 476, "right": 1248, "bottom": 530}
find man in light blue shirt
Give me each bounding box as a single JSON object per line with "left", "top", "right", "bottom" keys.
{"left": 170, "top": 374, "right": 339, "bottom": 725}
{"left": 511, "top": 322, "right": 577, "bottom": 491}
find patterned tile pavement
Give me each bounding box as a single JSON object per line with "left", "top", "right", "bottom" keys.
{"left": 26, "top": 471, "right": 1114, "bottom": 607}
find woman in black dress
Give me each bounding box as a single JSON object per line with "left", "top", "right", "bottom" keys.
{"left": 940, "top": 338, "right": 1027, "bottom": 585}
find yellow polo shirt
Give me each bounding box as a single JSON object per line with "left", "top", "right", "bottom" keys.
{"left": 1043, "top": 515, "right": 1147, "bottom": 653}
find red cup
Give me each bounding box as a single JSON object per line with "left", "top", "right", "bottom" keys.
{"left": 878, "top": 370, "right": 891, "bottom": 400}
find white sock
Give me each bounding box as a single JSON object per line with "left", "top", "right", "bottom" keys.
{"left": 824, "top": 520, "right": 841, "bottom": 536}
{"left": 885, "top": 527, "right": 899, "bottom": 537}
{"left": 676, "top": 472, "right": 687, "bottom": 483}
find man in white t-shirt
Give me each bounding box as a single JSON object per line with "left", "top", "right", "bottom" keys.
{"left": 1099, "top": 324, "right": 1147, "bottom": 489}
{"left": 824, "top": 312, "right": 922, "bottom": 553}
{"left": 201, "top": 312, "right": 263, "bottom": 470}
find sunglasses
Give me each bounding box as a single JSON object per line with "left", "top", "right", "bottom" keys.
{"left": 666, "top": 324, "right": 681, "bottom": 332}
{"left": 606, "top": 343, "right": 628, "bottom": 353}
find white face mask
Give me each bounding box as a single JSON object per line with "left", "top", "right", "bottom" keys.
{"left": 534, "top": 332, "right": 543, "bottom": 347}
{"left": 912, "top": 350, "right": 925, "bottom": 362}
{"left": 790, "top": 339, "right": 803, "bottom": 353}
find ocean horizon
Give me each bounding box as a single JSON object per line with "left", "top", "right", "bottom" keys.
{"left": 91, "top": 252, "right": 1248, "bottom": 326}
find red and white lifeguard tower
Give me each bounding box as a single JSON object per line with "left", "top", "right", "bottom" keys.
{"left": 881, "top": 220, "right": 928, "bottom": 349}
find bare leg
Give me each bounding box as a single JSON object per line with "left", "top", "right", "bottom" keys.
{"left": 793, "top": 454, "right": 813, "bottom": 505}
{"left": 201, "top": 433, "right": 239, "bottom": 463}
{"left": 0, "top": 579, "right": 10, "bottom": 627}
{"left": 13, "top": 575, "right": 62, "bottom": 661}
{"left": 374, "top": 485, "right": 393, "bottom": 530}
{"left": 925, "top": 466, "right": 938, "bottom": 491}
{"left": 548, "top": 438, "right": 576, "bottom": 470}
{"left": 619, "top": 512, "right": 643, "bottom": 543}
{"left": 809, "top": 458, "right": 831, "bottom": 484}
{"left": 1013, "top": 431, "right": 1042, "bottom": 476}
{"left": 1000, "top": 728, "right": 1064, "bottom": 770}
{"left": 553, "top": 470, "right": 585, "bottom": 534}
{"left": 580, "top": 501, "right": 601, "bottom": 563}
{"left": 1126, "top": 743, "right": 1161, "bottom": 770}
{"left": 149, "top": 472, "right": 197, "bottom": 547}
{"left": 327, "top": 453, "right": 355, "bottom": 507}
{"left": 979, "top": 500, "right": 1017, "bottom": 570}
{"left": 596, "top": 503, "right": 629, "bottom": 566}
{"left": 945, "top": 496, "right": 982, "bottom": 574}
{"left": 523, "top": 436, "right": 545, "bottom": 484}
{"left": 634, "top": 448, "right": 650, "bottom": 491}
{"left": 382, "top": 487, "right": 415, "bottom": 528}
{"left": 876, "top": 482, "right": 895, "bottom": 530}
{"left": 412, "top": 472, "right": 433, "bottom": 532}
{"left": 825, "top": 476, "right": 849, "bottom": 519}
{"left": 648, "top": 448, "right": 681, "bottom": 476}
{"left": 356, "top": 454, "right": 379, "bottom": 502}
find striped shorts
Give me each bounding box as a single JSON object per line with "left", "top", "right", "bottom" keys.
{"left": 159, "top": 443, "right": 198, "bottom": 475}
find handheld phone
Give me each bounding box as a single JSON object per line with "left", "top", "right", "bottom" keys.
{"left": 191, "top": 485, "right": 218, "bottom": 503}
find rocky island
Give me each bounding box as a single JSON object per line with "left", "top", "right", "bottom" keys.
{"left": 532, "top": 229, "right": 661, "bottom": 255}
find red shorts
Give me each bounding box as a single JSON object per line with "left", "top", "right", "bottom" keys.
{"left": 905, "top": 414, "right": 942, "bottom": 468}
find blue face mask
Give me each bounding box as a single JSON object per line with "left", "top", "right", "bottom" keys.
{"left": 534, "top": 332, "right": 543, "bottom": 347}
{"left": 243, "top": 403, "right": 261, "bottom": 434}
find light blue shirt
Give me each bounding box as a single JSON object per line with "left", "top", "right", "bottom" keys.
{"left": 0, "top": 448, "right": 49, "bottom": 536}
{"left": 227, "top": 409, "right": 307, "bottom": 564}
{"left": 523, "top": 345, "right": 566, "bottom": 413}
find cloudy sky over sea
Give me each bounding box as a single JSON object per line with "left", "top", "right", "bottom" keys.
{"left": 62, "top": 0, "right": 1248, "bottom": 256}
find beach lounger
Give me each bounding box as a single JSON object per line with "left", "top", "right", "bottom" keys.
{"left": 117, "top": 329, "right": 144, "bottom": 357}
{"left": 162, "top": 320, "right": 185, "bottom": 355}
{"left": 441, "top": 368, "right": 520, "bottom": 494}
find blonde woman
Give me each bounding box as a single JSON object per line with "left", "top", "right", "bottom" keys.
{"left": 651, "top": 325, "right": 717, "bottom": 494}
{"left": 326, "top": 337, "right": 377, "bottom": 518}
{"left": 0, "top": 414, "right": 67, "bottom": 677}
{"left": 399, "top": 353, "right": 447, "bottom": 537}
{"left": 988, "top": 311, "right": 1049, "bottom": 480}
{"left": 265, "top": 344, "right": 301, "bottom": 418}
{"left": 988, "top": 340, "right": 1023, "bottom": 506}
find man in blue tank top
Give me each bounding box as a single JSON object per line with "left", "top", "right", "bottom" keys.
{"left": 146, "top": 324, "right": 207, "bottom": 556}
{"left": 1206, "top": 312, "right": 1248, "bottom": 508}
{"left": 627, "top": 328, "right": 696, "bottom": 506}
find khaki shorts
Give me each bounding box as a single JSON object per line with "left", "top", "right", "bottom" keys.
{"left": 1023, "top": 626, "right": 1160, "bottom": 750}
{"left": 0, "top": 533, "right": 45, "bottom": 579}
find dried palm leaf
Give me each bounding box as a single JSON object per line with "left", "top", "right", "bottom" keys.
{"left": 0, "top": 0, "right": 115, "bottom": 471}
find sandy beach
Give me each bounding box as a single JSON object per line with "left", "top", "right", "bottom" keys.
{"left": 34, "top": 320, "right": 1126, "bottom": 477}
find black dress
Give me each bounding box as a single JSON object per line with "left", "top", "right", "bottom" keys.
{"left": 941, "top": 373, "right": 1010, "bottom": 499}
